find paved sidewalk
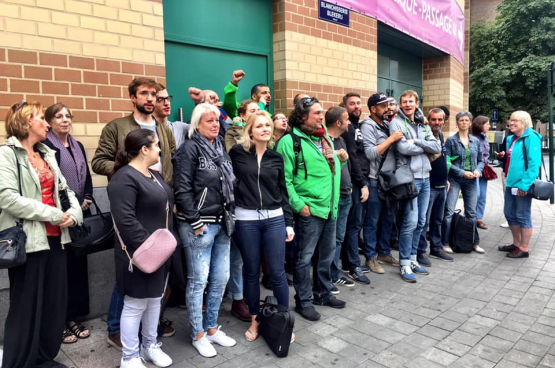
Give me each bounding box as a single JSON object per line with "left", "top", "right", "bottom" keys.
{"left": 50, "top": 175, "right": 555, "bottom": 367}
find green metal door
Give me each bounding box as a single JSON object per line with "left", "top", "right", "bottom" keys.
{"left": 163, "top": 0, "right": 273, "bottom": 122}
{"left": 377, "top": 44, "right": 423, "bottom": 102}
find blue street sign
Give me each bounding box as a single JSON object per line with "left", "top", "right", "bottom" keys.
{"left": 492, "top": 108, "right": 499, "bottom": 121}
{"left": 318, "top": 1, "right": 350, "bottom": 28}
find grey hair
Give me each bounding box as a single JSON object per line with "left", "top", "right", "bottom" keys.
{"left": 455, "top": 110, "right": 473, "bottom": 122}
{"left": 188, "top": 103, "right": 220, "bottom": 138}
{"left": 511, "top": 110, "right": 533, "bottom": 129}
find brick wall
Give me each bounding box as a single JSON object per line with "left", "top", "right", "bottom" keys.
{"left": 272, "top": 0, "right": 377, "bottom": 114}
{"left": 0, "top": 0, "right": 166, "bottom": 187}
{"left": 470, "top": 0, "right": 501, "bottom": 25}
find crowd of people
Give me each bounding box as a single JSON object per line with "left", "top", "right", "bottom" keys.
{"left": 0, "top": 70, "right": 542, "bottom": 368}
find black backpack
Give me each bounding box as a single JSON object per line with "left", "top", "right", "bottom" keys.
{"left": 449, "top": 210, "right": 475, "bottom": 253}
{"left": 256, "top": 296, "right": 295, "bottom": 357}
{"left": 274, "top": 131, "right": 307, "bottom": 179}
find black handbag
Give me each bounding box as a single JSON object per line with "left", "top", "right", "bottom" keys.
{"left": 376, "top": 145, "right": 418, "bottom": 203}
{"left": 522, "top": 138, "right": 553, "bottom": 200}
{"left": 222, "top": 207, "right": 235, "bottom": 237}
{"left": 449, "top": 210, "right": 475, "bottom": 253}
{"left": 0, "top": 147, "right": 27, "bottom": 269}
{"left": 256, "top": 295, "right": 295, "bottom": 358}
{"left": 67, "top": 197, "right": 114, "bottom": 257}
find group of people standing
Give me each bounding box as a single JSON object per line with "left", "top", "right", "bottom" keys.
{"left": 0, "top": 72, "right": 542, "bottom": 368}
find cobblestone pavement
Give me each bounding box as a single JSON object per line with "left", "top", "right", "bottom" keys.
{"left": 52, "top": 176, "right": 555, "bottom": 368}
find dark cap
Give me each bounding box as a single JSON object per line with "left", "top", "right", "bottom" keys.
{"left": 368, "top": 93, "right": 395, "bottom": 108}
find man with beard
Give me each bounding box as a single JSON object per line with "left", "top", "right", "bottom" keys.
{"left": 276, "top": 97, "right": 348, "bottom": 321}
{"left": 390, "top": 90, "right": 441, "bottom": 282}
{"left": 92, "top": 77, "right": 176, "bottom": 350}
{"left": 385, "top": 99, "right": 398, "bottom": 122}
{"left": 340, "top": 93, "right": 370, "bottom": 285}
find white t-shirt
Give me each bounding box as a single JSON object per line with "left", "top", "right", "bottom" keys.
{"left": 136, "top": 118, "right": 162, "bottom": 173}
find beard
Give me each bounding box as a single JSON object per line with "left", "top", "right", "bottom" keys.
{"left": 136, "top": 103, "right": 154, "bottom": 115}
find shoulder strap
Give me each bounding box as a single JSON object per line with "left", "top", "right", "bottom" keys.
{"left": 376, "top": 123, "right": 391, "bottom": 174}
{"left": 522, "top": 136, "right": 545, "bottom": 179}
{"left": 7, "top": 146, "right": 23, "bottom": 196}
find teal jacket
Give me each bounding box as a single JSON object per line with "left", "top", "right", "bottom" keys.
{"left": 222, "top": 82, "right": 270, "bottom": 120}
{"left": 506, "top": 128, "right": 542, "bottom": 192}
{"left": 276, "top": 127, "right": 343, "bottom": 220}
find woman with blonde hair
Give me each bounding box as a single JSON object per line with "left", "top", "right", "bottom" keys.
{"left": 229, "top": 111, "right": 295, "bottom": 342}
{"left": 0, "top": 101, "right": 82, "bottom": 368}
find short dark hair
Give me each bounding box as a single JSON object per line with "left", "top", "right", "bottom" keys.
{"left": 155, "top": 82, "right": 166, "bottom": 91}
{"left": 438, "top": 106, "right": 450, "bottom": 119}
{"left": 45, "top": 103, "right": 73, "bottom": 124}
{"left": 250, "top": 83, "right": 268, "bottom": 98}
{"left": 472, "top": 115, "right": 490, "bottom": 134}
{"left": 289, "top": 97, "right": 319, "bottom": 128}
{"left": 293, "top": 93, "right": 308, "bottom": 106}
{"left": 325, "top": 106, "right": 346, "bottom": 127}
{"left": 237, "top": 99, "right": 257, "bottom": 118}
{"left": 113, "top": 129, "right": 156, "bottom": 174}
{"left": 342, "top": 92, "right": 361, "bottom": 106}
{"left": 428, "top": 107, "right": 445, "bottom": 120}
{"left": 128, "top": 77, "right": 159, "bottom": 97}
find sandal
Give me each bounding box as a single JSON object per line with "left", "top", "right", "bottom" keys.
{"left": 245, "top": 328, "right": 259, "bottom": 342}
{"left": 291, "top": 332, "right": 296, "bottom": 344}
{"left": 62, "top": 327, "right": 77, "bottom": 344}
{"left": 68, "top": 322, "right": 90, "bottom": 339}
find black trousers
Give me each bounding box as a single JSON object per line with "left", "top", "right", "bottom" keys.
{"left": 2, "top": 236, "right": 67, "bottom": 368}
{"left": 66, "top": 251, "right": 90, "bottom": 320}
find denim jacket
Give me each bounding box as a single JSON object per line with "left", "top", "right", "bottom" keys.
{"left": 445, "top": 132, "right": 484, "bottom": 179}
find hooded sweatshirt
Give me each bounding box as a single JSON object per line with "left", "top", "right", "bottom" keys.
{"left": 360, "top": 116, "right": 396, "bottom": 179}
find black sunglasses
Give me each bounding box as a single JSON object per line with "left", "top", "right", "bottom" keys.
{"left": 301, "top": 97, "right": 317, "bottom": 107}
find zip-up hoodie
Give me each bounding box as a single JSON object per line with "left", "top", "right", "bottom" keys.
{"left": 360, "top": 116, "right": 396, "bottom": 179}
{"left": 390, "top": 108, "right": 441, "bottom": 179}
{"left": 275, "top": 127, "right": 343, "bottom": 220}
{"left": 506, "top": 128, "right": 542, "bottom": 192}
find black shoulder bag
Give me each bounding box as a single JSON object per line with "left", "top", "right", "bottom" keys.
{"left": 0, "top": 147, "right": 27, "bottom": 269}
{"left": 68, "top": 197, "right": 115, "bottom": 256}
{"left": 256, "top": 295, "right": 295, "bottom": 357}
{"left": 522, "top": 137, "right": 553, "bottom": 201}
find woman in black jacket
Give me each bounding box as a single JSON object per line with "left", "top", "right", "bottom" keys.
{"left": 173, "top": 103, "right": 237, "bottom": 358}
{"left": 44, "top": 103, "right": 93, "bottom": 344}
{"left": 229, "top": 111, "right": 295, "bottom": 342}
{"left": 107, "top": 130, "right": 173, "bottom": 368}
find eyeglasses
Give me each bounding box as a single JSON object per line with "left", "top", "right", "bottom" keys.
{"left": 13, "top": 100, "right": 27, "bottom": 112}
{"left": 275, "top": 116, "right": 288, "bottom": 122}
{"left": 54, "top": 114, "right": 73, "bottom": 120}
{"left": 138, "top": 91, "right": 157, "bottom": 98}
{"left": 156, "top": 95, "right": 173, "bottom": 104}
{"left": 509, "top": 119, "right": 521, "bottom": 123}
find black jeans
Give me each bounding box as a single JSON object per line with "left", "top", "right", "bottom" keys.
{"left": 2, "top": 236, "right": 67, "bottom": 368}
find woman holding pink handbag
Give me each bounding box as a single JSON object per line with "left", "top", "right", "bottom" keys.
{"left": 107, "top": 129, "right": 174, "bottom": 368}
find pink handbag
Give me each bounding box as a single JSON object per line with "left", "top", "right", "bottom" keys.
{"left": 113, "top": 173, "right": 177, "bottom": 274}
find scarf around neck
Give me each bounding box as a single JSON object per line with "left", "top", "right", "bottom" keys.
{"left": 47, "top": 131, "right": 87, "bottom": 198}
{"left": 191, "top": 131, "right": 236, "bottom": 206}
{"left": 311, "top": 128, "right": 335, "bottom": 175}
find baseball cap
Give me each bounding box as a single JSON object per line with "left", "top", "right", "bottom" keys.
{"left": 368, "top": 93, "right": 395, "bottom": 108}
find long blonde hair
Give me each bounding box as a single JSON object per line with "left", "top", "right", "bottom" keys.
{"left": 241, "top": 111, "right": 274, "bottom": 151}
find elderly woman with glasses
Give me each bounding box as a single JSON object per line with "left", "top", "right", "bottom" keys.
{"left": 498, "top": 111, "right": 542, "bottom": 258}
{"left": 0, "top": 101, "right": 83, "bottom": 368}
{"left": 441, "top": 111, "right": 485, "bottom": 254}
{"left": 43, "top": 103, "right": 94, "bottom": 345}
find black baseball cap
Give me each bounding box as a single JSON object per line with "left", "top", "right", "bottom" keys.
{"left": 368, "top": 93, "right": 395, "bottom": 108}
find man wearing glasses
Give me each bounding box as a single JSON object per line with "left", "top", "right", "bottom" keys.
{"left": 154, "top": 85, "right": 189, "bottom": 149}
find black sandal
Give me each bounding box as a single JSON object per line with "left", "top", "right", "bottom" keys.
{"left": 68, "top": 322, "right": 90, "bottom": 339}
{"left": 62, "top": 327, "right": 77, "bottom": 344}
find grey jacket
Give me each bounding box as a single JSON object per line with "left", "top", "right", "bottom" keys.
{"left": 390, "top": 108, "right": 441, "bottom": 179}
{"left": 360, "top": 116, "right": 396, "bottom": 179}
{"left": 0, "top": 137, "right": 83, "bottom": 253}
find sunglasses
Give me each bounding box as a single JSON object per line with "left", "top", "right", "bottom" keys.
{"left": 13, "top": 100, "right": 27, "bottom": 112}
{"left": 300, "top": 97, "right": 317, "bottom": 107}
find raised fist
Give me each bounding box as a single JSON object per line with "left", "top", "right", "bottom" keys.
{"left": 189, "top": 87, "right": 203, "bottom": 104}
{"left": 232, "top": 70, "right": 245, "bottom": 86}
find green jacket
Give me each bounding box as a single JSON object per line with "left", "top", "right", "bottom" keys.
{"left": 276, "top": 127, "right": 343, "bottom": 220}
{"left": 91, "top": 114, "right": 177, "bottom": 186}
{"left": 222, "top": 82, "right": 270, "bottom": 120}
{"left": 0, "top": 137, "right": 83, "bottom": 253}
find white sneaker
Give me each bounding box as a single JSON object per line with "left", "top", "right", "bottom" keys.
{"left": 206, "top": 326, "right": 237, "bottom": 347}
{"left": 140, "top": 342, "right": 172, "bottom": 367}
{"left": 192, "top": 335, "right": 217, "bottom": 358}
{"left": 500, "top": 222, "right": 509, "bottom": 228}
{"left": 120, "top": 357, "right": 147, "bottom": 368}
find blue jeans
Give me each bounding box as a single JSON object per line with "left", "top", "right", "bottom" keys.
{"left": 107, "top": 284, "right": 124, "bottom": 335}
{"left": 476, "top": 177, "right": 488, "bottom": 220}
{"left": 234, "top": 216, "right": 289, "bottom": 315}
{"left": 227, "top": 240, "right": 243, "bottom": 300}
{"left": 504, "top": 187, "right": 533, "bottom": 228}
{"left": 363, "top": 179, "right": 394, "bottom": 260}
{"left": 295, "top": 214, "right": 336, "bottom": 308}
{"left": 442, "top": 177, "right": 480, "bottom": 246}
{"left": 179, "top": 222, "right": 230, "bottom": 339}
{"left": 342, "top": 184, "right": 364, "bottom": 270}
{"left": 398, "top": 195, "right": 418, "bottom": 266}
{"left": 411, "top": 178, "right": 431, "bottom": 255}
{"left": 332, "top": 196, "right": 352, "bottom": 282}
{"left": 418, "top": 186, "right": 446, "bottom": 255}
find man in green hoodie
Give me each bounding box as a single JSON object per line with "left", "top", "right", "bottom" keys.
{"left": 276, "top": 97, "right": 348, "bottom": 321}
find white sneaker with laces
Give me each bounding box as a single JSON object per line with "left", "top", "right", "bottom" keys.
{"left": 192, "top": 335, "right": 217, "bottom": 358}
{"left": 206, "top": 326, "right": 237, "bottom": 347}
{"left": 140, "top": 342, "right": 172, "bottom": 367}
{"left": 120, "top": 357, "right": 147, "bottom": 368}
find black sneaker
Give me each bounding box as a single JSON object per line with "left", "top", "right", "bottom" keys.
{"left": 261, "top": 274, "right": 272, "bottom": 289}
{"left": 313, "top": 297, "right": 346, "bottom": 309}
{"left": 348, "top": 267, "right": 371, "bottom": 284}
{"left": 333, "top": 276, "right": 355, "bottom": 287}
{"left": 430, "top": 250, "right": 454, "bottom": 262}
{"left": 360, "top": 265, "right": 371, "bottom": 273}
{"left": 295, "top": 305, "right": 321, "bottom": 321}
{"left": 330, "top": 284, "right": 340, "bottom": 295}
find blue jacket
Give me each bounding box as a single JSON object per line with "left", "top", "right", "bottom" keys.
{"left": 506, "top": 128, "right": 542, "bottom": 192}
{"left": 445, "top": 132, "right": 484, "bottom": 179}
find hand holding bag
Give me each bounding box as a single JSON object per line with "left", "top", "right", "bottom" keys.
{"left": 522, "top": 137, "right": 553, "bottom": 200}
{"left": 482, "top": 153, "right": 498, "bottom": 181}
{"left": 0, "top": 147, "right": 27, "bottom": 269}
{"left": 113, "top": 173, "right": 177, "bottom": 274}
{"left": 68, "top": 197, "right": 114, "bottom": 256}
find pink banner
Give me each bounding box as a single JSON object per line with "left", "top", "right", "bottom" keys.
{"left": 332, "top": 0, "right": 465, "bottom": 64}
